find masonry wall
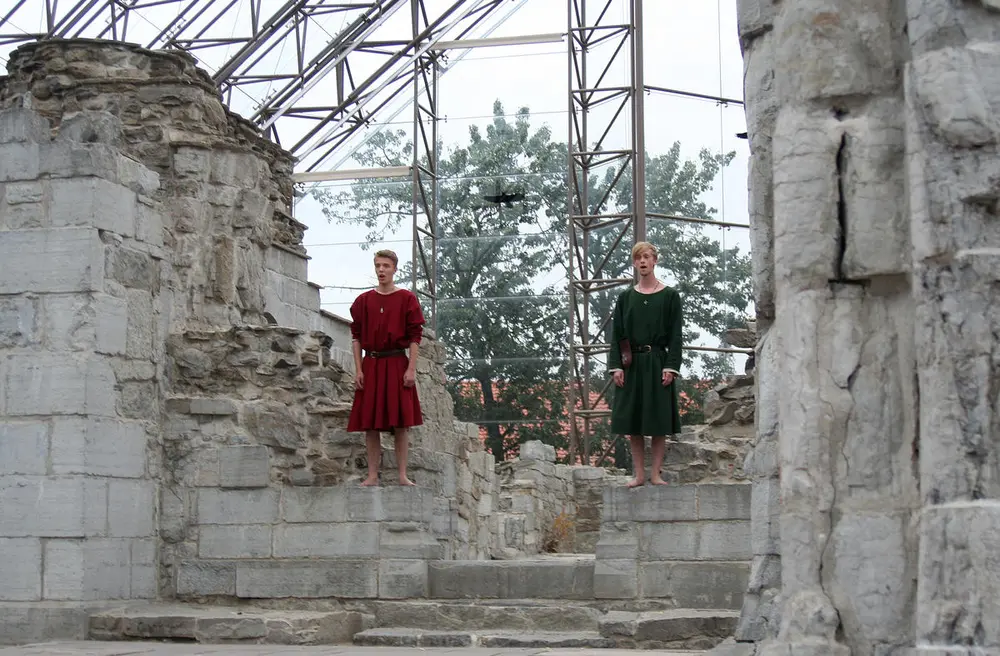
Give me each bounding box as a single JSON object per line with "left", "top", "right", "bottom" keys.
{"left": 0, "top": 107, "right": 163, "bottom": 643}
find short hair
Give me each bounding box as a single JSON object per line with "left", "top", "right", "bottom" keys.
{"left": 374, "top": 249, "right": 398, "bottom": 267}
{"left": 631, "top": 241, "right": 658, "bottom": 260}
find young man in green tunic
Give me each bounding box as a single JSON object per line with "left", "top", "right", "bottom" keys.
{"left": 608, "top": 241, "right": 683, "bottom": 487}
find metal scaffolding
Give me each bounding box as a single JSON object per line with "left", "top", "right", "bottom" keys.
{"left": 566, "top": 0, "right": 643, "bottom": 462}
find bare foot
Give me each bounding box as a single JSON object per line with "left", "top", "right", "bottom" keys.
{"left": 650, "top": 478, "right": 669, "bottom": 486}
{"left": 626, "top": 478, "right": 645, "bottom": 488}
{"left": 360, "top": 477, "right": 380, "bottom": 487}
{"left": 398, "top": 477, "right": 417, "bottom": 487}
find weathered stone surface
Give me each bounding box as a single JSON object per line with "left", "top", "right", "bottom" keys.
{"left": 428, "top": 558, "right": 595, "bottom": 600}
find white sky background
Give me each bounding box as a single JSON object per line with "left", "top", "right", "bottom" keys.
{"left": 0, "top": 0, "right": 751, "bottom": 370}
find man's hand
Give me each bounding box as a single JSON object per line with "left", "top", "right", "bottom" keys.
{"left": 613, "top": 370, "right": 625, "bottom": 387}
{"left": 662, "top": 371, "right": 675, "bottom": 386}
{"left": 354, "top": 371, "right": 365, "bottom": 390}
{"left": 403, "top": 367, "right": 416, "bottom": 388}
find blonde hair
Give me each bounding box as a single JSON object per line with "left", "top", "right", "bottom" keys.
{"left": 374, "top": 249, "right": 398, "bottom": 267}
{"left": 631, "top": 241, "right": 658, "bottom": 260}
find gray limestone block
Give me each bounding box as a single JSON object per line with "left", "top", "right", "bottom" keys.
{"left": 380, "top": 522, "right": 445, "bottom": 560}
{"left": 135, "top": 196, "right": 163, "bottom": 247}
{"left": 108, "top": 479, "right": 156, "bottom": 538}
{"left": 639, "top": 561, "right": 749, "bottom": 609}
{"left": 56, "top": 111, "right": 122, "bottom": 146}
{"left": 0, "top": 294, "right": 40, "bottom": 348}
{"left": 44, "top": 293, "right": 128, "bottom": 355}
{"left": 172, "top": 147, "right": 211, "bottom": 181}
{"left": 235, "top": 559, "right": 378, "bottom": 598}
{"left": 3, "top": 352, "right": 116, "bottom": 417}
{"left": 265, "top": 245, "right": 309, "bottom": 282}
{"left": 595, "top": 522, "right": 639, "bottom": 560}
{"left": 0, "top": 475, "right": 107, "bottom": 538}
{"left": 0, "top": 421, "right": 48, "bottom": 476}
{"left": 272, "top": 522, "right": 379, "bottom": 558}
{"left": 0, "top": 601, "right": 91, "bottom": 644}
{"left": 130, "top": 538, "right": 156, "bottom": 598}
{"left": 218, "top": 445, "right": 269, "bottom": 489}
{"left": 602, "top": 484, "right": 699, "bottom": 523}
{"left": 176, "top": 560, "right": 237, "bottom": 597}
{"left": 379, "top": 559, "right": 428, "bottom": 599}
{"left": 49, "top": 417, "right": 147, "bottom": 478}
{"left": 49, "top": 177, "right": 137, "bottom": 237}
{"left": 573, "top": 466, "right": 605, "bottom": 482}
{"left": 640, "top": 520, "right": 752, "bottom": 561}
{"left": 699, "top": 484, "right": 752, "bottom": 520}
{"left": 0, "top": 537, "right": 42, "bottom": 601}
{"left": 0, "top": 141, "right": 40, "bottom": 182}
{"left": 196, "top": 488, "right": 279, "bottom": 525}
{"left": 917, "top": 503, "right": 1000, "bottom": 647}
{"left": 347, "top": 485, "right": 433, "bottom": 523}
{"left": 199, "top": 524, "right": 272, "bottom": 558}
{"left": 281, "top": 486, "right": 349, "bottom": 523}
{"left": 0, "top": 227, "right": 104, "bottom": 294}
{"left": 0, "top": 107, "right": 51, "bottom": 144}
{"left": 752, "top": 479, "right": 782, "bottom": 555}
{"left": 43, "top": 538, "right": 132, "bottom": 601}
{"left": 428, "top": 560, "right": 594, "bottom": 600}
{"left": 593, "top": 558, "right": 639, "bottom": 600}
{"left": 520, "top": 440, "right": 556, "bottom": 462}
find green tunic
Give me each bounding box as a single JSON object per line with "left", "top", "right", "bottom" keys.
{"left": 608, "top": 286, "right": 683, "bottom": 436}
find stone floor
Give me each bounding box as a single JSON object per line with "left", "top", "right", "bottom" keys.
{"left": 0, "top": 642, "right": 706, "bottom": 656}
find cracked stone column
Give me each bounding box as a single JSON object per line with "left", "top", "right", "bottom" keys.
{"left": 739, "top": 1, "right": 921, "bottom": 655}
{"left": 906, "top": 1, "right": 1000, "bottom": 651}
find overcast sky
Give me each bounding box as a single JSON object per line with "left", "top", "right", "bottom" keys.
{"left": 1, "top": 0, "right": 750, "bottom": 366}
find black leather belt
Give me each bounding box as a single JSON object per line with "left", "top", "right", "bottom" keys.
{"left": 368, "top": 348, "right": 406, "bottom": 358}
{"left": 632, "top": 344, "right": 665, "bottom": 353}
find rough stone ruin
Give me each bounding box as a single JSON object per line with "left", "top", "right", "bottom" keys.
{"left": 731, "top": 0, "right": 1000, "bottom": 654}
{"left": 0, "top": 39, "right": 752, "bottom": 650}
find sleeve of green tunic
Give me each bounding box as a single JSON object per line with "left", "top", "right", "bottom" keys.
{"left": 608, "top": 292, "right": 625, "bottom": 371}
{"left": 665, "top": 289, "right": 683, "bottom": 373}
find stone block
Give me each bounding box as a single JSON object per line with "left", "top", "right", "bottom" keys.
{"left": 0, "top": 538, "right": 42, "bottom": 601}
{"left": 281, "top": 486, "right": 349, "bottom": 523}
{"left": 379, "top": 559, "right": 428, "bottom": 599}
{"left": 108, "top": 480, "right": 155, "bottom": 538}
{"left": 641, "top": 521, "right": 752, "bottom": 561}
{"left": 266, "top": 269, "right": 320, "bottom": 312}
{"left": 0, "top": 294, "right": 39, "bottom": 348}
{"left": 196, "top": 488, "right": 279, "bottom": 525}
{"left": 235, "top": 560, "right": 378, "bottom": 598}
{"left": 43, "top": 538, "right": 132, "bottom": 600}
{"left": 428, "top": 560, "right": 594, "bottom": 600}
{"left": 0, "top": 227, "right": 104, "bottom": 294}
{"left": 0, "top": 107, "right": 50, "bottom": 144}
{"left": 0, "top": 601, "right": 91, "bottom": 644}
{"left": 751, "top": 477, "right": 781, "bottom": 555}
{"left": 199, "top": 525, "right": 272, "bottom": 559}
{"left": 4, "top": 353, "right": 116, "bottom": 417}
{"left": 380, "top": 523, "right": 445, "bottom": 559}
{"left": 512, "top": 459, "right": 557, "bottom": 484}
{"left": 189, "top": 398, "right": 237, "bottom": 415}
{"left": 265, "top": 245, "right": 309, "bottom": 281}
{"left": 0, "top": 421, "right": 48, "bottom": 475}
{"left": 105, "top": 245, "right": 159, "bottom": 293}
{"left": 595, "top": 522, "right": 639, "bottom": 560}
{"left": 639, "top": 561, "right": 748, "bottom": 608}
{"left": 135, "top": 196, "right": 163, "bottom": 247}
{"left": 130, "top": 538, "right": 156, "bottom": 598}
{"left": 43, "top": 293, "right": 128, "bottom": 355}
{"left": 0, "top": 142, "right": 40, "bottom": 182}
{"left": 594, "top": 559, "right": 639, "bottom": 599}
{"left": 272, "top": 523, "right": 379, "bottom": 558}
{"left": 573, "top": 466, "right": 605, "bottom": 482}
{"left": 603, "top": 484, "right": 698, "bottom": 522}
{"left": 125, "top": 289, "right": 156, "bottom": 361}
{"left": 39, "top": 142, "right": 119, "bottom": 181}
{"left": 219, "top": 445, "right": 269, "bottom": 489}
{"left": 173, "top": 147, "right": 212, "bottom": 180}
{"left": 698, "top": 484, "right": 752, "bottom": 520}
{"left": 347, "top": 485, "right": 433, "bottom": 523}
{"left": 50, "top": 177, "right": 136, "bottom": 236}
{"left": 50, "top": 417, "right": 147, "bottom": 478}
{"left": 520, "top": 440, "right": 556, "bottom": 462}
{"left": 176, "top": 560, "right": 236, "bottom": 597}
{"left": 0, "top": 476, "right": 107, "bottom": 537}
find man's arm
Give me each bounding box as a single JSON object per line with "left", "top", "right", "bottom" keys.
{"left": 663, "top": 290, "right": 683, "bottom": 377}
{"left": 352, "top": 339, "right": 363, "bottom": 373}
{"left": 406, "top": 342, "right": 419, "bottom": 372}
{"left": 608, "top": 293, "right": 625, "bottom": 374}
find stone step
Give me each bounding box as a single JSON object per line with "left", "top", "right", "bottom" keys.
{"left": 88, "top": 603, "right": 368, "bottom": 645}
{"left": 599, "top": 608, "right": 740, "bottom": 650}
{"left": 353, "top": 627, "right": 617, "bottom": 648}
{"left": 428, "top": 556, "right": 595, "bottom": 599}
{"left": 361, "top": 598, "right": 602, "bottom": 632}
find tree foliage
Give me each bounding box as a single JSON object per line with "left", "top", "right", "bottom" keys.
{"left": 314, "top": 100, "right": 751, "bottom": 463}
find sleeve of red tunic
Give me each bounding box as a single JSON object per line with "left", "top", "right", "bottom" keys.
{"left": 349, "top": 294, "right": 364, "bottom": 341}
{"left": 405, "top": 292, "right": 425, "bottom": 344}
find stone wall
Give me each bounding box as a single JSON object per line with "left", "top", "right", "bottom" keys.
{"left": 735, "top": 0, "right": 1000, "bottom": 654}
{"left": 0, "top": 106, "right": 163, "bottom": 642}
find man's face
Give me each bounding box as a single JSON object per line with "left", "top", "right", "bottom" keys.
{"left": 374, "top": 256, "right": 396, "bottom": 284}
{"left": 633, "top": 249, "right": 656, "bottom": 276}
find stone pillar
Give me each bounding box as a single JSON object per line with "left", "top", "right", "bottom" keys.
{"left": 0, "top": 107, "right": 163, "bottom": 641}
{"left": 905, "top": 1, "right": 1000, "bottom": 651}
{"left": 738, "top": 1, "right": 922, "bottom": 655}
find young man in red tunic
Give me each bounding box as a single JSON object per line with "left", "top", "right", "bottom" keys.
{"left": 346, "top": 249, "right": 425, "bottom": 486}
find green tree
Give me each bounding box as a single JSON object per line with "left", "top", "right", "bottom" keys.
{"left": 314, "top": 101, "right": 752, "bottom": 464}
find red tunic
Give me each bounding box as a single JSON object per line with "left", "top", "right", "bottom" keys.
{"left": 346, "top": 288, "right": 425, "bottom": 432}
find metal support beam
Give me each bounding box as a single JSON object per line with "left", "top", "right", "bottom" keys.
{"left": 566, "top": 0, "right": 643, "bottom": 464}
{"left": 431, "top": 32, "right": 564, "bottom": 50}
{"left": 291, "top": 166, "right": 411, "bottom": 183}
{"left": 410, "top": 0, "right": 440, "bottom": 333}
